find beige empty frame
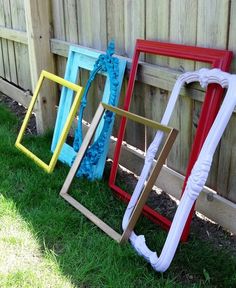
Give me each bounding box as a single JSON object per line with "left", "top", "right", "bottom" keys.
{"left": 15, "top": 70, "right": 83, "bottom": 173}
{"left": 60, "top": 102, "right": 178, "bottom": 243}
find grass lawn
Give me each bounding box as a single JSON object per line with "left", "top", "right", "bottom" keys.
{"left": 0, "top": 102, "right": 236, "bottom": 288}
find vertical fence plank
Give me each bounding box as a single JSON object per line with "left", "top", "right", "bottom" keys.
{"left": 144, "top": 0, "right": 170, "bottom": 150}
{"left": 0, "top": 0, "right": 5, "bottom": 77}
{"left": 216, "top": 115, "right": 236, "bottom": 201}
{"left": 167, "top": 0, "right": 197, "bottom": 175}
{"left": 124, "top": 0, "right": 145, "bottom": 58}
{"left": 64, "top": 0, "right": 79, "bottom": 43}
{"left": 228, "top": 0, "right": 236, "bottom": 73}
{"left": 146, "top": 0, "right": 170, "bottom": 66}
{"left": 144, "top": 87, "right": 169, "bottom": 148}
{"left": 0, "top": 0, "right": 10, "bottom": 81}
{"left": 169, "top": 0, "right": 197, "bottom": 70}
{"left": 76, "top": 0, "right": 107, "bottom": 126}
{"left": 24, "top": 0, "right": 57, "bottom": 133}
{"left": 10, "top": 0, "right": 31, "bottom": 90}
{"left": 197, "top": 0, "right": 230, "bottom": 189}
{"left": 197, "top": 0, "right": 229, "bottom": 50}
{"left": 77, "top": 0, "right": 107, "bottom": 50}
{"left": 3, "top": 0, "right": 17, "bottom": 84}
{"left": 106, "top": 0, "right": 125, "bottom": 137}
{"left": 124, "top": 0, "right": 145, "bottom": 150}
{"left": 227, "top": 144, "right": 236, "bottom": 202}
{"left": 222, "top": 0, "right": 236, "bottom": 202}
{"left": 107, "top": 0, "right": 125, "bottom": 55}
{"left": 52, "top": 0, "right": 67, "bottom": 78}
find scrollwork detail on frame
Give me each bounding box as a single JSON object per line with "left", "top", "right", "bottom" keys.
{"left": 72, "top": 41, "right": 120, "bottom": 179}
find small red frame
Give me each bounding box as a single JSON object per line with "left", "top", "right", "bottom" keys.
{"left": 109, "top": 39, "right": 232, "bottom": 241}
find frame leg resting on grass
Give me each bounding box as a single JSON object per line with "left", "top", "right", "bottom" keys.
{"left": 122, "top": 68, "right": 236, "bottom": 272}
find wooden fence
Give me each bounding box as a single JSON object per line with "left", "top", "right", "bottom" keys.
{"left": 0, "top": 0, "right": 236, "bottom": 233}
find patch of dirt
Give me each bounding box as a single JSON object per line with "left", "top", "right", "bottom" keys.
{"left": 0, "top": 92, "right": 37, "bottom": 135}
{"left": 1, "top": 91, "right": 236, "bottom": 257}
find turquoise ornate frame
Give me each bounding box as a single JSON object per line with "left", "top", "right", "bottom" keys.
{"left": 51, "top": 42, "right": 126, "bottom": 180}
{"left": 73, "top": 42, "right": 121, "bottom": 179}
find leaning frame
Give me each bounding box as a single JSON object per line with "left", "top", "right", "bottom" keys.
{"left": 60, "top": 102, "right": 178, "bottom": 243}
{"left": 15, "top": 70, "right": 83, "bottom": 173}
{"left": 127, "top": 68, "right": 236, "bottom": 272}
{"left": 109, "top": 39, "right": 232, "bottom": 241}
{"left": 51, "top": 45, "right": 126, "bottom": 179}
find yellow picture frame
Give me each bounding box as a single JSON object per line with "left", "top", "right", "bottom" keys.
{"left": 15, "top": 70, "right": 83, "bottom": 173}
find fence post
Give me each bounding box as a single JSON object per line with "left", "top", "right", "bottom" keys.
{"left": 24, "top": 0, "right": 57, "bottom": 134}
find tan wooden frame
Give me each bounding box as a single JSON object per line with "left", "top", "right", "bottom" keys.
{"left": 60, "top": 102, "right": 178, "bottom": 243}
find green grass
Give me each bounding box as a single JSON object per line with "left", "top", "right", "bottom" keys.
{"left": 0, "top": 103, "right": 236, "bottom": 287}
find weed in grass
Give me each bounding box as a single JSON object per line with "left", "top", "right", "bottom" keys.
{"left": 0, "top": 102, "right": 236, "bottom": 287}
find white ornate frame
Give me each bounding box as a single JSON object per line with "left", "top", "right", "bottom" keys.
{"left": 122, "top": 68, "right": 236, "bottom": 272}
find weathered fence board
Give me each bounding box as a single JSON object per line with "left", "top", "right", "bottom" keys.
{"left": 124, "top": 0, "right": 146, "bottom": 149}
{"left": 10, "top": 0, "right": 31, "bottom": 90}
{"left": 167, "top": 0, "right": 197, "bottom": 175}
{"left": 228, "top": 0, "right": 236, "bottom": 72}
{"left": 78, "top": 0, "right": 107, "bottom": 50}
{"left": 0, "top": 1, "right": 5, "bottom": 77}
{"left": 107, "top": 0, "right": 125, "bottom": 56}
{"left": 25, "top": 0, "right": 57, "bottom": 133}
{"left": 0, "top": 0, "right": 10, "bottom": 81}
{"left": 3, "top": 0, "right": 18, "bottom": 84}
{"left": 146, "top": 0, "right": 170, "bottom": 66}
{"left": 196, "top": 0, "right": 229, "bottom": 57}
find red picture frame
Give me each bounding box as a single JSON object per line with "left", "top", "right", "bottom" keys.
{"left": 109, "top": 39, "right": 233, "bottom": 241}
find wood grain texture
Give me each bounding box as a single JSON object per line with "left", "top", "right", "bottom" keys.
{"left": 10, "top": 0, "right": 31, "bottom": 90}
{"left": 145, "top": 0, "right": 170, "bottom": 66}
{"left": 169, "top": 0, "right": 197, "bottom": 71}
{"left": 0, "top": 0, "right": 5, "bottom": 77}
{"left": 107, "top": 0, "right": 125, "bottom": 55}
{"left": 167, "top": 0, "right": 197, "bottom": 175}
{"left": 0, "top": 26, "right": 27, "bottom": 44}
{"left": 24, "top": 0, "right": 57, "bottom": 133}
{"left": 2, "top": 0, "right": 17, "bottom": 84}
{"left": 64, "top": 0, "right": 79, "bottom": 43}
{"left": 196, "top": 0, "right": 229, "bottom": 70}
{"left": 0, "top": 77, "right": 32, "bottom": 108}
{"left": 124, "top": 0, "right": 145, "bottom": 58}
{"left": 196, "top": 0, "right": 231, "bottom": 198}
{"left": 77, "top": 0, "right": 107, "bottom": 50}
{"left": 124, "top": 0, "right": 145, "bottom": 149}
{"left": 217, "top": 115, "right": 236, "bottom": 202}
{"left": 144, "top": 0, "right": 170, "bottom": 152}
{"left": 228, "top": 0, "right": 236, "bottom": 72}
{"left": 0, "top": 0, "right": 10, "bottom": 80}
{"left": 51, "top": 0, "right": 67, "bottom": 78}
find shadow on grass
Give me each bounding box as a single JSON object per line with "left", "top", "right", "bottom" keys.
{"left": 0, "top": 104, "right": 236, "bottom": 288}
